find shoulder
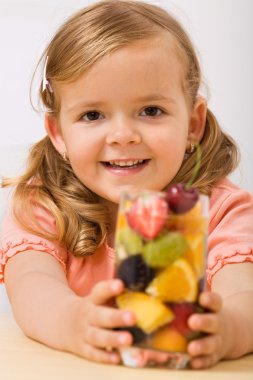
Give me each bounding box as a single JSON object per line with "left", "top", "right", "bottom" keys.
{"left": 0, "top": 199, "right": 68, "bottom": 284}
{"left": 209, "top": 177, "right": 253, "bottom": 232}
{"left": 210, "top": 177, "right": 253, "bottom": 204}
{"left": 207, "top": 178, "right": 253, "bottom": 286}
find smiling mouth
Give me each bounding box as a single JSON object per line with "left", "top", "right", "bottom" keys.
{"left": 102, "top": 159, "right": 149, "bottom": 169}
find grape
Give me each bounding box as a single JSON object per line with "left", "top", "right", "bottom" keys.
{"left": 116, "top": 226, "right": 143, "bottom": 254}
{"left": 143, "top": 232, "right": 187, "bottom": 268}
{"left": 166, "top": 183, "right": 199, "bottom": 214}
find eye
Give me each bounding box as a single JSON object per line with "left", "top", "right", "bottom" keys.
{"left": 80, "top": 111, "right": 103, "bottom": 121}
{"left": 140, "top": 106, "right": 163, "bottom": 117}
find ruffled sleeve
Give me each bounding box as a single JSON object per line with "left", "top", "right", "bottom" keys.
{"left": 207, "top": 179, "right": 253, "bottom": 286}
{"left": 0, "top": 202, "right": 68, "bottom": 283}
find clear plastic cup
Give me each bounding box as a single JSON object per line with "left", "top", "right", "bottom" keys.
{"left": 114, "top": 190, "right": 209, "bottom": 369}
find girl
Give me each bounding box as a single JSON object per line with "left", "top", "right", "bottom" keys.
{"left": 1, "top": 0, "right": 253, "bottom": 369}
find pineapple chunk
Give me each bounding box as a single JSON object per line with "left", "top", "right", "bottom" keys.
{"left": 116, "top": 292, "right": 174, "bottom": 334}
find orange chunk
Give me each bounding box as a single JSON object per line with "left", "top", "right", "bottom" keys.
{"left": 184, "top": 233, "right": 206, "bottom": 279}
{"left": 149, "top": 326, "right": 187, "bottom": 352}
{"left": 117, "top": 212, "right": 127, "bottom": 230}
{"left": 168, "top": 202, "right": 207, "bottom": 234}
{"left": 146, "top": 258, "right": 198, "bottom": 302}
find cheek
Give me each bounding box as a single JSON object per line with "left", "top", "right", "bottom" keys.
{"left": 63, "top": 131, "right": 97, "bottom": 161}
{"left": 68, "top": 149, "right": 95, "bottom": 177}
{"left": 150, "top": 128, "right": 187, "bottom": 155}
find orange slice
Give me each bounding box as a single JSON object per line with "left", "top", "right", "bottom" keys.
{"left": 149, "top": 326, "right": 187, "bottom": 352}
{"left": 146, "top": 258, "right": 197, "bottom": 302}
{"left": 116, "top": 292, "right": 174, "bottom": 334}
{"left": 168, "top": 202, "right": 207, "bottom": 234}
{"left": 184, "top": 233, "right": 206, "bottom": 279}
{"left": 117, "top": 212, "right": 127, "bottom": 230}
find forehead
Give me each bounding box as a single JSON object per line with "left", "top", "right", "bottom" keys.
{"left": 57, "top": 35, "right": 186, "bottom": 107}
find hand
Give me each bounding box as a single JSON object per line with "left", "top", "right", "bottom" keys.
{"left": 187, "top": 291, "right": 225, "bottom": 369}
{"left": 69, "top": 279, "right": 136, "bottom": 364}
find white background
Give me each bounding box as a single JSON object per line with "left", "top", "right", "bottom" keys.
{"left": 0, "top": 0, "right": 253, "bottom": 310}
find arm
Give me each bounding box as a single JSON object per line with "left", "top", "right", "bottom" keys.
{"left": 4, "top": 251, "right": 135, "bottom": 363}
{"left": 187, "top": 262, "right": 253, "bottom": 369}
{"left": 212, "top": 262, "right": 253, "bottom": 357}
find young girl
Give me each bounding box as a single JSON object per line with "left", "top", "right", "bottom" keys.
{"left": 1, "top": 0, "right": 253, "bottom": 370}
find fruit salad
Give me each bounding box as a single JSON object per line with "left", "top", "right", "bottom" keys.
{"left": 114, "top": 184, "right": 209, "bottom": 369}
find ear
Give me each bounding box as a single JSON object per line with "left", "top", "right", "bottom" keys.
{"left": 188, "top": 97, "right": 207, "bottom": 144}
{"left": 45, "top": 113, "right": 66, "bottom": 155}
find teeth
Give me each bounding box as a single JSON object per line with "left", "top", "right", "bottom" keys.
{"left": 109, "top": 159, "right": 144, "bottom": 167}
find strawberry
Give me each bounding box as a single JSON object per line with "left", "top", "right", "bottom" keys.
{"left": 126, "top": 194, "right": 168, "bottom": 240}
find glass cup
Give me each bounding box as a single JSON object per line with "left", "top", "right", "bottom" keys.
{"left": 114, "top": 189, "right": 209, "bottom": 369}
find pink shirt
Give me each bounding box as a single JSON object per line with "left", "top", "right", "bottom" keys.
{"left": 1, "top": 178, "right": 253, "bottom": 295}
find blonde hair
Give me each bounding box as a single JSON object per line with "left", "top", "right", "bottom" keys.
{"left": 3, "top": 0, "right": 239, "bottom": 257}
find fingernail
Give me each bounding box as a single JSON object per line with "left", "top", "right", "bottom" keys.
{"left": 111, "top": 280, "right": 121, "bottom": 292}
{"left": 201, "top": 292, "right": 210, "bottom": 305}
{"left": 122, "top": 312, "right": 134, "bottom": 325}
{"left": 110, "top": 353, "right": 120, "bottom": 363}
{"left": 190, "top": 314, "right": 201, "bottom": 327}
{"left": 118, "top": 334, "right": 128, "bottom": 345}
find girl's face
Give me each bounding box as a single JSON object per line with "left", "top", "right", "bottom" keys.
{"left": 46, "top": 37, "right": 206, "bottom": 205}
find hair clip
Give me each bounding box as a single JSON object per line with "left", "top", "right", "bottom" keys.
{"left": 42, "top": 55, "right": 53, "bottom": 93}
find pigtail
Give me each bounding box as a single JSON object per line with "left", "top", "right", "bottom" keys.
{"left": 5, "top": 137, "right": 108, "bottom": 257}
{"left": 172, "top": 108, "right": 240, "bottom": 194}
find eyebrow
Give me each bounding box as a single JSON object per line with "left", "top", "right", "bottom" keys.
{"left": 65, "top": 101, "right": 106, "bottom": 113}
{"left": 65, "top": 94, "right": 175, "bottom": 113}
{"left": 133, "top": 94, "right": 176, "bottom": 103}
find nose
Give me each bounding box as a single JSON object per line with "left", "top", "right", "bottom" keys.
{"left": 105, "top": 116, "right": 142, "bottom": 146}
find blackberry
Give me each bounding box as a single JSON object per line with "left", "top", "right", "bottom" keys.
{"left": 117, "top": 254, "right": 154, "bottom": 291}
{"left": 114, "top": 326, "right": 147, "bottom": 344}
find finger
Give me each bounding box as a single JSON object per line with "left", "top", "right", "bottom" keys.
{"left": 80, "top": 342, "right": 121, "bottom": 364}
{"left": 90, "top": 279, "right": 124, "bottom": 305}
{"left": 190, "top": 353, "right": 220, "bottom": 369}
{"left": 84, "top": 325, "right": 133, "bottom": 349}
{"left": 188, "top": 334, "right": 222, "bottom": 357}
{"left": 199, "top": 291, "right": 222, "bottom": 312}
{"left": 188, "top": 313, "right": 220, "bottom": 333}
{"left": 90, "top": 305, "right": 135, "bottom": 328}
